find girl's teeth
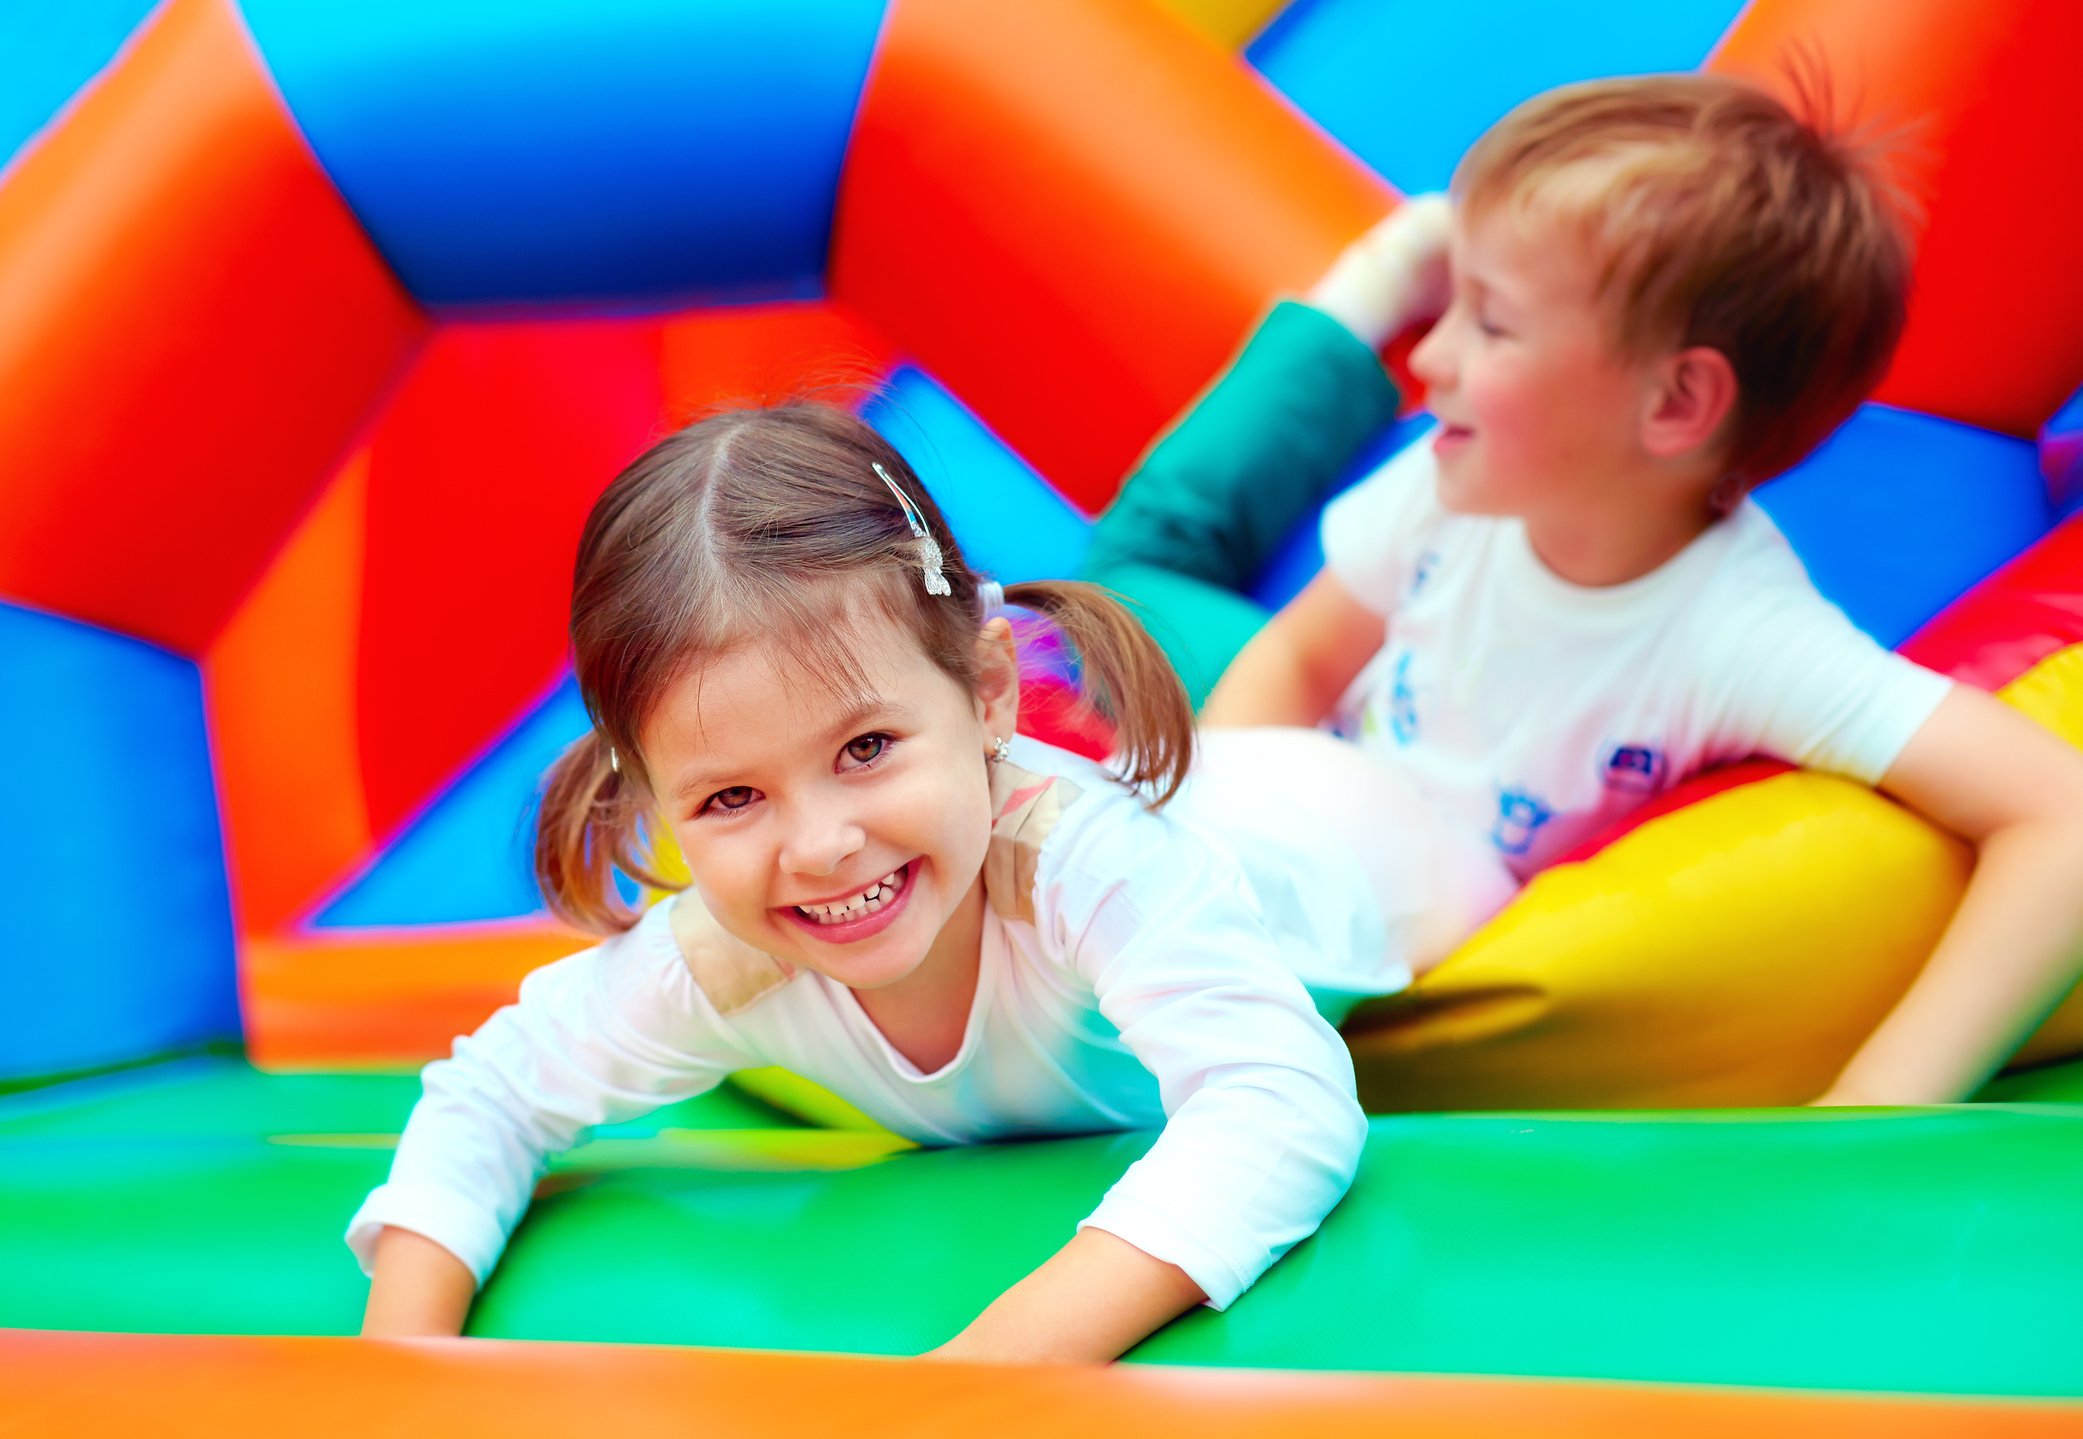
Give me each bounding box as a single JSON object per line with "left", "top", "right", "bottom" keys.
{"left": 798, "top": 867, "right": 906, "bottom": 924}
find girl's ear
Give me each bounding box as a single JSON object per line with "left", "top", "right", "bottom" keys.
{"left": 974, "top": 617, "right": 1021, "bottom": 745}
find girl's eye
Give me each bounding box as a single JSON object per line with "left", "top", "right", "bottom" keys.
{"left": 701, "top": 785, "right": 758, "bottom": 818}
{"left": 841, "top": 733, "right": 889, "bottom": 769}
{"left": 1476, "top": 313, "right": 1505, "bottom": 337}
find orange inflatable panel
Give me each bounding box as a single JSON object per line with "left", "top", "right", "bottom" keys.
{"left": 7, "top": 1330, "right": 2080, "bottom": 1439}
{"left": 0, "top": 0, "right": 427, "bottom": 655}
{"left": 205, "top": 452, "right": 375, "bottom": 937}
{"left": 242, "top": 920, "right": 589, "bottom": 1070}
{"left": 1709, "top": 0, "right": 2083, "bottom": 437}
{"left": 833, "top": 0, "right": 1393, "bottom": 516}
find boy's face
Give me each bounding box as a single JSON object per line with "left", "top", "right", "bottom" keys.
{"left": 1410, "top": 202, "right": 1661, "bottom": 521}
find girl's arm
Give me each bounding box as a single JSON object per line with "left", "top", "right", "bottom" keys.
{"left": 1817, "top": 685, "right": 2083, "bottom": 1104}
{"left": 926, "top": 1230, "right": 1205, "bottom": 1364}
{"left": 347, "top": 916, "right": 750, "bottom": 1331}
{"left": 939, "top": 794, "right": 1367, "bottom": 1361}
{"left": 361, "top": 1226, "right": 478, "bottom": 1337}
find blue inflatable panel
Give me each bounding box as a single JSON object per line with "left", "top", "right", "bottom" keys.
{"left": 0, "top": 604, "right": 238, "bottom": 1081}
{"left": 237, "top": 0, "right": 888, "bottom": 312}
{"left": 1754, "top": 405, "right": 2048, "bottom": 649}
{"left": 1249, "top": 0, "right": 1748, "bottom": 193}
{"left": 865, "top": 366, "right": 1094, "bottom": 586}
{"left": 315, "top": 678, "right": 596, "bottom": 927}
{"left": 0, "top": 2, "right": 159, "bottom": 176}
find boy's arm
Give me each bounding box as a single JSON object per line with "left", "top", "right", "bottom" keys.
{"left": 1817, "top": 685, "right": 2083, "bottom": 1104}
{"left": 1201, "top": 569, "right": 1386, "bottom": 729}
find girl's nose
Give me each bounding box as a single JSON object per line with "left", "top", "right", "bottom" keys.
{"left": 778, "top": 797, "right": 867, "bottom": 878}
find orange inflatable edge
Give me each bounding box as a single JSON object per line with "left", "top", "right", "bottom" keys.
{"left": 5, "top": 1330, "right": 2078, "bottom": 1439}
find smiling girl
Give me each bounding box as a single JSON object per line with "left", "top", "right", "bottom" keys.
{"left": 348, "top": 404, "right": 1488, "bottom": 1361}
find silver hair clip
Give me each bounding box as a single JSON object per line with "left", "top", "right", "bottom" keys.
{"left": 873, "top": 462, "right": 952, "bottom": 597}
{"left": 607, "top": 744, "right": 621, "bottom": 774}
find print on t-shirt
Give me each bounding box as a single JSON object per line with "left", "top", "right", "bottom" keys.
{"left": 1410, "top": 550, "right": 1440, "bottom": 597}
{"left": 1389, "top": 651, "right": 1418, "bottom": 744}
{"left": 1601, "top": 742, "right": 1668, "bottom": 793}
{"left": 1491, "top": 787, "right": 1553, "bottom": 857}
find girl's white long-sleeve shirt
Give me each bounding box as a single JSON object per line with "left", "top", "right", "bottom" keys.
{"left": 346, "top": 741, "right": 1388, "bottom": 1310}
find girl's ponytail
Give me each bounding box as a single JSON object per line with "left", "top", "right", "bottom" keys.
{"left": 534, "top": 730, "right": 682, "bottom": 936}
{"left": 1004, "top": 579, "right": 1195, "bottom": 807}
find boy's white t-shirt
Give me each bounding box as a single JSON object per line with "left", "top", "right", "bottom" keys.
{"left": 1321, "top": 431, "right": 1956, "bottom": 878}
{"left": 344, "top": 739, "right": 1387, "bottom": 1312}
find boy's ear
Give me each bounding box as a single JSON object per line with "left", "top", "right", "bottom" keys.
{"left": 974, "top": 616, "right": 1021, "bottom": 741}
{"left": 1641, "top": 346, "right": 1738, "bottom": 461}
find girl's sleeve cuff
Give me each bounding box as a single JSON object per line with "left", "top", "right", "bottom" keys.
{"left": 344, "top": 1181, "right": 510, "bottom": 1286}
{"left": 1078, "top": 1189, "right": 1256, "bottom": 1312}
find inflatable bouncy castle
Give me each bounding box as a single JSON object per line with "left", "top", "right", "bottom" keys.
{"left": 4, "top": 0, "right": 2082, "bottom": 1431}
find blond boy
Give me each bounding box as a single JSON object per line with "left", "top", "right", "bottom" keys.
{"left": 1086, "top": 74, "right": 2083, "bottom": 1105}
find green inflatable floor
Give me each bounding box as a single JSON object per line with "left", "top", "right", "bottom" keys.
{"left": 3, "top": 1056, "right": 2079, "bottom": 1398}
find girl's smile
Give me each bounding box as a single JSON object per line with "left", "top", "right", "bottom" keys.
{"left": 778, "top": 857, "right": 919, "bottom": 942}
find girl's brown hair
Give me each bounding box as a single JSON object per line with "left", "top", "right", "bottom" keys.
{"left": 535, "top": 403, "right": 1194, "bottom": 936}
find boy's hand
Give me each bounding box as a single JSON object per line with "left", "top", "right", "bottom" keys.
{"left": 1306, "top": 193, "right": 1453, "bottom": 349}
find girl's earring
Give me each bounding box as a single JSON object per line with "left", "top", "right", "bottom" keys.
{"left": 990, "top": 736, "right": 1012, "bottom": 764}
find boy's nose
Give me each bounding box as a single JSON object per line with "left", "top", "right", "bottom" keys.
{"left": 1409, "top": 312, "right": 1456, "bottom": 391}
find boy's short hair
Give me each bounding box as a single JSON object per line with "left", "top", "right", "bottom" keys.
{"left": 1455, "top": 71, "right": 1913, "bottom": 488}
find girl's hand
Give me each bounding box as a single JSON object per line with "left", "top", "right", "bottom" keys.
{"left": 919, "top": 1228, "right": 1205, "bottom": 1365}
{"left": 1809, "top": 1084, "right": 1882, "bottom": 1107}
{"left": 361, "top": 1226, "right": 478, "bottom": 1338}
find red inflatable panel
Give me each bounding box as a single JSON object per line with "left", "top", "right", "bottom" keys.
{"left": 354, "top": 320, "right": 665, "bottom": 842}
{"left": 661, "top": 300, "right": 897, "bottom": 422}
{"left": 1709, "top": 0, "right": 2083, "bottom": 438}
{"left": 1900, "top": 514, "right": 2083, "bottom": 691}
{"left": 1017, "top": 676, "right": 1116, "bottom": 761}
{"left": 0, "top": 0, "right": 428, "bottom": 655}
{"left": 834, "top": 0, "right": 1392, "bottom": 516}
